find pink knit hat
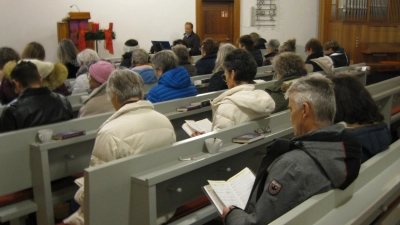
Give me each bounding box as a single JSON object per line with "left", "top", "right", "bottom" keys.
{"left": 89, "top": 61, "right": 115, "bottom": 84}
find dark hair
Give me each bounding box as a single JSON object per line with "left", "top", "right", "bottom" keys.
{"left": 323, "top": 40, "right": 340, "bottom": 51}
{"left": 185, "top": 22, "right": 193, "bottom": 29}
{"left": 238, "top": 35, "right": 254, "bottom": 51}
{"left": 223, "top": 49, "right": 257, "bottom": 84}
{"left": 172, "top": 39, "right": 188, "bottom": 47}
{"left": 202, "top": 38, "right": 219, "bottom": 55}
{"left": 305, "top": 38, "right": 323, "bottom": 53}
{"left": 125, "top": 39, "right": 139, "bottom": 47}
{"left": 10, "top": 61, "right": 41, "bottom": 88}
{"left": 22, "top": 42, "right": 45, "bottom": 60}
{"left": 0, "top": 47, "right": 20, "bottom": 68}
{"left": 330, "top": 74, "right": 384, "bottom": 124}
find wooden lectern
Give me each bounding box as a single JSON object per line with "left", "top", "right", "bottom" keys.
{"left": 57, "top": 12, "right": 95, "bottom": 50}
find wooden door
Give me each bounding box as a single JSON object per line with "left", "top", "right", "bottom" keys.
{"left": 202, "top": 2, "right": 234, "bottom": 44}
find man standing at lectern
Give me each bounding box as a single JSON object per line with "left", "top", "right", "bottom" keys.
{"left": 183, "top": 22, "right": 201, "bottom": 56}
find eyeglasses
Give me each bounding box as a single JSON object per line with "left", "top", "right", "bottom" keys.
{"left": 254, "top": 126, "right": 272, "bottom": 135}
{"left": 221, "top": 74, "right": 227, "bottom": 83}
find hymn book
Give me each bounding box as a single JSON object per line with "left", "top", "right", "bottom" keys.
{"left": 182, "top": 119, "right": 212, "bottom": 136}
{"left": 202, "top": 167, "right": 255, "bottom": 215}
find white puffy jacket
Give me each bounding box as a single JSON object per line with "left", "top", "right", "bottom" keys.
{"left": 211, "top": 84, "right": 275, "bottom": 131}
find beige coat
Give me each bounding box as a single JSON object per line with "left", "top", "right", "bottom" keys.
{"left": 78, "top": 82, "right": 115, "bottom": 118}
{"left": 64, "top": 101, "right": 176, "bottom": 225}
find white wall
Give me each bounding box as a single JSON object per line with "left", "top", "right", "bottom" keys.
{"left": 0, "top": 0, "right": 318, "bottom": 62}
{"left": 240, "top": 0, "right": 320, "bottom": 59}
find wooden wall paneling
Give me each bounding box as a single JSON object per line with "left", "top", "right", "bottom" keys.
{"left": 196, "top": 0, "right": 204, "bottom": 41}
{"left": 318, "top": 0, "right": 331, "bottom": 42}
{"left": 57, "top": 22, "right": 69, "bottom": 42}
{"left": 342, "top": 23, "right": 364, "bottom": 64}
{"left": 327, "top": 21, "right": 343, "bottom": 45}
{"left": 233, "top": 0, "right": 240, "bottom": 44}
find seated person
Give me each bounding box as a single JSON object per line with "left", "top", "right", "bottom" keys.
{"left": 278, "top": 38, "right": 296, "bottom": 53}
{"left": 323, "top": 40, "right": 350, "bottom": 67}
{"left": 209, "top": 49, "right": 275, "bottom": 131}
{"left": 263, "top": 39, "right": 280, "bottom": 66}
{"left": 238, "top": 35, "right": 263, "bottom": 67}
{"left": 130, "top": 48, "right": 157, "bottom": 84}
{"left": 63, "top": 69, "right": 176, "bottom": 225}
{"left": 0, "top": 61, "right": 73, "bottom": 132}
{"left": 172, "top": 44, "right": 197, "bottom": 76}
{"left": 57, "top": 39, "right": 80, "bottom": 79}
{"left": 0, "top": 47, "right": 20, "bottom": 104}
{"left": 249, "top": 32, "right": 267, "bottom": 50}
{"left": 195, "top": 38, "right": 219, "bottom": 75}
{"left": 78, "top": 61, "right": 116, "bottom": 117}
{"left": 304, "top": 38, "right": 334, "bottom": 75}
{"left": 222, "top": 74, "right": 362, "bottom": 224}
{"left": 207, "top": 43, "right": 236, "bottom": 92}
{"left": 330, "top": 74, "right": 391, "bottom": 163}
{"left": 120, "top": 39, "right": 139, "bottom": 68}
{"left": 266, "top": 52, "right": 307, "bottom": 113}
{"left": 21, "top": 41, "right": 45, "bottom": 60}
{"left": 72, "top": 49, "right": 100, "bottom": 95}
{"left": 147, "top": 50, "right": 198, "bottom": 103}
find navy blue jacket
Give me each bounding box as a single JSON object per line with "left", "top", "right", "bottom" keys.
{"left": 345, "top": 123, "right": 391, "bottom": 163}
{"left": 146, "top": 67, "right": 198, "bottom": 103}
{"left": 195, "top": 53, "right": 217, "bottom": 75}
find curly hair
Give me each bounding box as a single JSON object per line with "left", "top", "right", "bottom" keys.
{"left": 272, "top": 52, "right": 307, "bottom": 78}
{"left": 279, "top": 38, "right": 296, "bottom": 53}
{"left": 0, "top": 47, "right": 20, "bottom": 69}
{"left": 330, "top": 74, "right": 384, "bottom": 124}
{"left": 201, "top": 38, "right": 219, "bottom": 55}
{"left": 323, "top": 40, "right": 340, "bottom": 51}
{"left": 223, "top": 49, "right": 257, "bottom": 84}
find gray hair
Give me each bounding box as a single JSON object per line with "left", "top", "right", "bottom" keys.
{"left": 151, "top": 50, "right": 178, "bottom": 73}
{"left": 272, "top": 52, "right": 307, "bottom": 78}
{"left": 77, "top": 49, "right": 100, "bottom": 65}
{"left": 172, "top": 44, "right": 189, "bottom": 62}
{"left": 106, "top": 69, "right": 144, "bottom": 103}
{"left": 57, "top": 39, "right": 78, "bottom": 64}
{"left": 213, "top": 43, "right": 236, "bottom": 73}
{"left": 131, "top": 48, "right": 149, "bottom": 65}
{"left": 285, "top": 74, "right": 336, "bottom": 125}
{"left": 278, "top": 38, "right": 296, "bottom": 53}
{"left": 266, "top": 39, "right": 280, "bottom": 52}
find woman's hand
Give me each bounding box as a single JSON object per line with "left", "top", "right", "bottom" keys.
{"left": 190, "top": 131, "right": 205, "bottom": 137}
{"left": 221, "top": 206, "right": 235, "bottom": 221}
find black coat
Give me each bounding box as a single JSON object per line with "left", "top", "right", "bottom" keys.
{"left": 208, "top": 70, "right": 228, "bottom": 92}
{"left": 305, "top": 51, "right": 324, "bottom": 72}
{"left": 250, "top": 49, "right": 263, "bottom": 67}
{"left": 0, "top": 87, "right": 73, "bottom": 133}
{"left": 120, "top": 52, "right": 132, "bottom": 69}
{"left": 327, "top": 51, "right": 350, "bottom": 68}
{"left": 65, "top": 62, "right": 80, "bottom": 79}
{"left": 195, "top": 53, "right": 217, "bottom": 75}
{"left": 183, "top": 32, "right": 201, "bottom": 56}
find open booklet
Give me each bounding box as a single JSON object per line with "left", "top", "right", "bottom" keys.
{"left": 182, "top": 118, "right": 212, "bottom": 136}
{"left": 202, "top": 167, "right": 255, "bottom": 215}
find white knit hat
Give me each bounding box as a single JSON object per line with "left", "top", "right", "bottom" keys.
{"left": 20, "top": 59, "right": 54, "bottom": 79}
{"left": 123, "top": 45, "right": 140, "bottom": 53}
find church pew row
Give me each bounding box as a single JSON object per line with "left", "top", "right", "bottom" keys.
{"left": 271, "top": 138, "right": 400, "bottom": 225}
{"left": 0, "top": 71, "right": 384, "bottom": 224}
{"left": 83, "top": 83, "right": 400, "bottom": 225}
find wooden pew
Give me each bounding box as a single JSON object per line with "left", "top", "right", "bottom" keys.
{"left": 82, "top": 82, "right": 400, "bottom": 225}
{"left": 84, "top": 111, "right": 293, "bottom": 225}
{"left": 271, "top": 139, "right": 400, "bottom": 225}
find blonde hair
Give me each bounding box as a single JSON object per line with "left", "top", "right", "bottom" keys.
{"left": 213, "top": 43, "right": 236, "bottom": 73}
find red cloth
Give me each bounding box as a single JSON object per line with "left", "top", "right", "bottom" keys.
{"left": 104, "top": 23, "right": 114, "bottom": 54}
{"left": 78, "top": 23, "right": 88, "bottom": 51}
{"left": 392, "top": 106, "right": 400, "bottom": 115}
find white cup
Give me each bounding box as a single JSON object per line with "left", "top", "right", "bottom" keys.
{"left": 38, "top": 129, "right": 53, "bottom": 143}
{"left": 205, "top": 138, "right": 223, "bottom": 154}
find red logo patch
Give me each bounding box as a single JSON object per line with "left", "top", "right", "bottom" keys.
{"left": 268, "top": 179, "right": 283, "bottom": 195}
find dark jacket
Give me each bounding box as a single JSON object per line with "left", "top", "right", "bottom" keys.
{"left": 263, "top": 51, "right": 277, "bottom": 66}
{"left": 120, "top": 52, "right": 132, "bottom": 69}
{"left": 146, "top": 67, "right": 198, "bottom": 103}
{"left": 179, "top": 61, "right": 197, "bottom": 77}
{"left": 225, "top": 124, "right": 362, "bottom": 225}
{"left": 255, "top": 38, "right": 267, "bottom": 50}
{"left": 0, "top": 76, "right": 19, "bottom": 105}
{"left": 0, "top": 87, "right": 73, "bottom": 133}
{"left": 249, "top": 49, "right": 263, "bottom": 67}
{"left": 266, "top": 74, "right": 303, "bottom": 113}
{"left": 327, "top": 51, "right": 350, "bottom": 68}
{"left": 345, "top": 123, "right": 391, "bottom": 163}
{"left": 183, "top": 32, "right": 201, "bottom": 56}
{"left": 208, "top": 70, "right": 228, "bottom": 92}
{"left": 195, "top": 53, "right": 217, "bottom": 75}
{"left": 65, "top": 61, "right": 80, "bottom": 79}
{"left": 305, "top": 51, "right": 325, "bottom": 72}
